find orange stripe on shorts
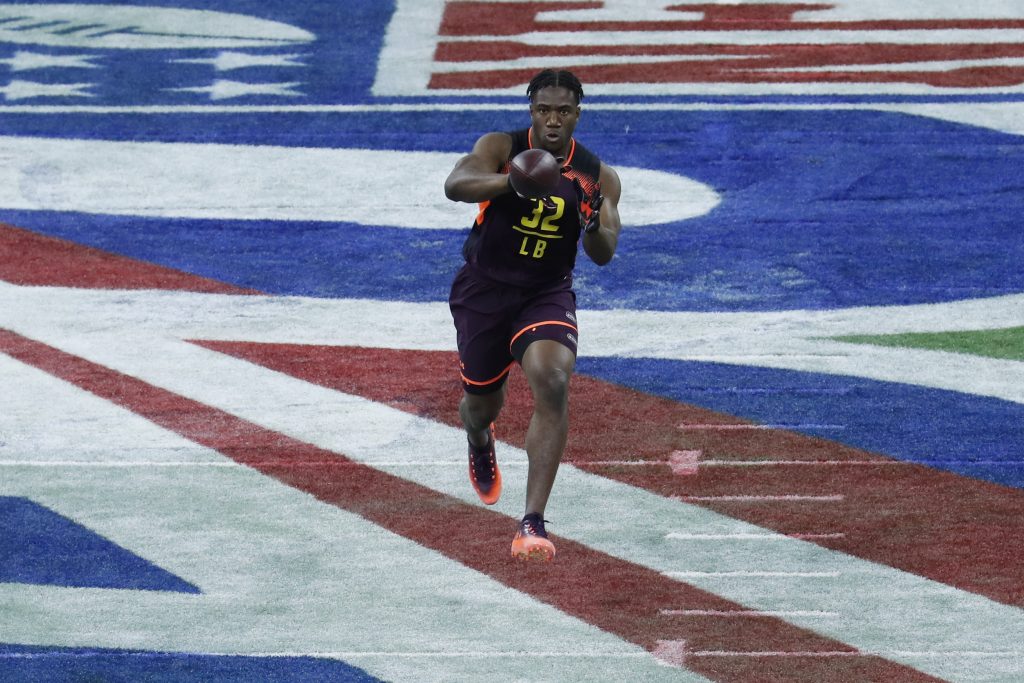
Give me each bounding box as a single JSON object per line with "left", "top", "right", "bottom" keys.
{"left": 509, "top": 320, "right": 578, "bottom": 350}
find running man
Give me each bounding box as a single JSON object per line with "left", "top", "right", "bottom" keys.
{"left": 444, "top": 69, "right": 623, "bottom": 561}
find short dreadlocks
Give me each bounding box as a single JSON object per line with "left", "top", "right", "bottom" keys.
{"left": 526, "top": 69, "right": 584, "bottom": 104}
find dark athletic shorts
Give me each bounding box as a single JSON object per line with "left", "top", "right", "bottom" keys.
{"left": 449, "top": 265, "right": 578, "bottom": 395}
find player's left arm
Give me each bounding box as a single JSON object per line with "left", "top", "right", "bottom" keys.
{"left": 582, "top": 162, "right": 622, "bottom": 266}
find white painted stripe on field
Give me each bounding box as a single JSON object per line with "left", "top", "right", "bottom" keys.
{"left": 440, "top": 29, "right": 1024, "bottom": 47}
{"left": 0, "top": 353, "right": 227, "bottom": 468}
{"left": 433, "top": 53, "right": 755, "bottom": 72}
{"left": 0, "top": 135, "right": 719, "bottom": 229}
{"left": 8, "top": 458, "right": 1004, "bottom": 470}
{"left": 675, "top": 495, "right": 845, "bottom": 502}
{"left": 373, "top": 0, "right": 445, "bottom": 96}
{"left": 687, "top": 650, "right": 1024, "bottom": 658}
{"left": 6, "top": 646, "right": 1018, "bottom": 659}
{"left": 3, "top": 285, "right": 1024, "bottom": 403}
{"left": 660, "top": 609, "right": 840, "bottom": 618}
{"left": 0, "top": 460, "right": 239, "bottom": 467}
{"left": 666, "top": 533, "right": 845, "bottom": 540}
{"left": 14, "top": 458, "right": 1010, "bottom": 472}
{"left": 666, "top": 571, "right": 842, "bottom": 578}
{"left": 699, "top": 459, "right": 912, "bottom": 467}
{"left": 699, "top": 459, "right": 1024, "bottom": 468}
{"left": 766, "top": 56, "right": 1024, "bottom": 73}
{"left": 3, "top": 285, "right": 1023, "bottom": 682}
{"left": 0, "top": 649, "right": 654, "bottom": 660}
{"left": 677, "top": 423, "right": 846, "bottom": 430}
{"left": 260, "top": 651, "right": 652, "bottom": 659}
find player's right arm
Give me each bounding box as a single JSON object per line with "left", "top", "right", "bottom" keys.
{"left": 444, "top": 132, "right": 514, "bottom": 203}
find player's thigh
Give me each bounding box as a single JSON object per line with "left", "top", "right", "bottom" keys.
{"left": 509, "top": 284, "right": 579, "bottom": 365}
{"left": 450, "top": 270, "right": 517, "bottom": 393}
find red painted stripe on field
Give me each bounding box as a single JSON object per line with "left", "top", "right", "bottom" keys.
{"left": 435, "top": 41, "right": 1024, "bottom": 65}
{"left": 194, "top": 343, "right": 1024, "bottom": 609}
{"left": 0, "top": 328, "right": 941, "bottom": 683}
{"left": 0, "top": 223, "right": 257, "bottom": 294}
{"left": 430, "top": 62, "right": 1024, "bottom": 90}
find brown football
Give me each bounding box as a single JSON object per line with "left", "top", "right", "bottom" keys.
{"left": 508, "top": 148, "right": 562, "bottom": 198}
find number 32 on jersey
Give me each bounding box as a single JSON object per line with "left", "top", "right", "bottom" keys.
{"left": 513, "top": 196, "right": 565, "bottom": 259}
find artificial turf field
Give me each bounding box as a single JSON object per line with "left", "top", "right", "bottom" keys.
{"left": 2, "top": 2, "right": 1024, "bottom": 681}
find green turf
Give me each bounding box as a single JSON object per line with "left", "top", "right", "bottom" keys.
{"left": 833, "top": 326, "right": 1024, "bottom": 361}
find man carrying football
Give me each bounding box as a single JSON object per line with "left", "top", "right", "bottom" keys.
{"left": 444, "top": 69, "right": 623, "bottom": 561}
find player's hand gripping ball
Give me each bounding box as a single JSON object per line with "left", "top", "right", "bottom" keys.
{"left": 573, "top": 178, "right": 604, "bottom": 233}
{"left": 508, "top": 149, "right": 562, "bottom": 199}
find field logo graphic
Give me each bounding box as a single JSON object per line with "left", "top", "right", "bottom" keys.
{"left": 0, "top": 4, "right": 313, "bottom": 49}
{"left": 0, "top": 3, "right": 315, "bottom": 100}
{"left": 377, "top": 0, "right": 1024, "bottom": 96}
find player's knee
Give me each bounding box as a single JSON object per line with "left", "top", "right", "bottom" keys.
{"left": 460, "top": 392, "right": 502, "bottom": 428}
{"left": 531, "top": 367, "right": 570, "bottom": 412}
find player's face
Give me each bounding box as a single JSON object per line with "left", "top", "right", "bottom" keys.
{"left": 529, "top": 86, "right": 580, "bottom": 160}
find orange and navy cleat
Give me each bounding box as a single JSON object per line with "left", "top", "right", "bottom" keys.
{"left": 468, "top": 423, "right": 501, "bottom": 505}
{"left": 511, "top": 513, "right": 555, "bottom": 561}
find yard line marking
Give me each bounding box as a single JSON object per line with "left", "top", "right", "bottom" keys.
{"left": 233, "top": 651, "right": 656, "bottom": 660}
{"left": 789, "top": 532, "right": 845, "bottom": 540}
{"left": 688, "top": 650, "right": 1024, "bottom": 659}
{"left": 660, "top": 609, "right": 840, "bottom": 618}
{"left": 9, "top": 458, "right": 1012, "bottom": 470}
{"left": 698, "top": 459, "right": 910, "bottom": 467}
{"left": 652, "top": 640, "right": 688, "bottom": 668}
{"left": 697, "top": 459, "right": 1024, "bottom": 467}
{"left": 669, "top": 449, "right": 702, "bottom": 475}
{"left": 570, "top": 458, "right": 682, "bottom": 467}
{"left": 666, "top": 532, "right": 845, "bottom": 540}
{"left": 14, "top": 458, "right": 1014, "bottom": 471}
{"left": 0, "top": 460, "right": 240, "bottom": 467}
{"left": 11, "top": 648, "right": 1004, "bottom": 660}
{"left": 666, "top": 571, "right": 842, "bottom": 578}
{"left": 0, "top": 650, "right": 652, "bottom": 661}
{"left": 678, "top": 422, "right": 845, "bottom": 431}
{"left": 674, "top": 495, "right": 845, "bottom": 502}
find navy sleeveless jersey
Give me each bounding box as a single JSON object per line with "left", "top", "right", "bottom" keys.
{"left": 462, "top": 128, "right": 602, "bottom": 288}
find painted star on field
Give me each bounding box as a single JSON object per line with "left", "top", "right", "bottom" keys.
{"left": 0, "top": 51, "right": 99, "bottom": 72}
{"left": 172, "top": 51, "right": 306, "bottom": 72}
{"left": 0, "top": 80, "right": 94, "bottom": 100}
{"left": 168, "top": 79, "right": 303, "bottom": 101}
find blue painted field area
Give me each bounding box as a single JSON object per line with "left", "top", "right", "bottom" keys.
{"left": 0, "top": 644, "right": 382, "bottom": 683}
{"left": 4, "top": 109, "right": 1023, "bottom": 312}
{"left": 0, "top": 497, "right": 199, "bottom": 593}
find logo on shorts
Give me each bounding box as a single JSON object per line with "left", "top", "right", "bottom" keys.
{"left": 566, "top": 332, "right": 577, "bottom": 347}
{"left": 565, "top": 311, "right": 576, "bottom": 324}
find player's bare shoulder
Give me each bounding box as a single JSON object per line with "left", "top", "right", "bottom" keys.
{"left": 445, "top": 132, "right": 515, "bottom": 203}
{"left": 598, "top": 161, "right": 622, "bottom": 205}
{"left": 470, "top": 131, "right": 514, "bottom": 168}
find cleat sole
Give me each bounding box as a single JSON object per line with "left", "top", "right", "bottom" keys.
{"left": 511, "top": 537, "right": 556, "bottom": 562}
